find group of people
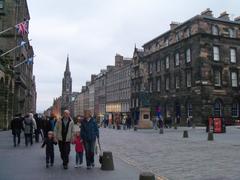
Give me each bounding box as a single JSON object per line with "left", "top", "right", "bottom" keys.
{"left": 11, "top": 110, "right": 100, "bottom": 170}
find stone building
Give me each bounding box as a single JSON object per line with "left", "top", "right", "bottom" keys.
{"left": 94, "top": 70, "right": 107, "bottom": 119}
{"left": 132, "top": 9, "right": 240, "bottom": 125}
{"left": 106, "top": 54, "right": 132, "bottom": 123}
{"left": 0, "top": 0, "right": 36, "bottom": 129}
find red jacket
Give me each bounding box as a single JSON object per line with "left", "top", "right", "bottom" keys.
{"left": 74, "top": 136, "right": 84, "bottom": 153}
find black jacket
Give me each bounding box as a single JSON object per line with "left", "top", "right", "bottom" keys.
{"left": 42, "top": 138, "right": 57, "bottom": 153}
{"left": 11, "top": 117, "right": 23, "bottom": 135}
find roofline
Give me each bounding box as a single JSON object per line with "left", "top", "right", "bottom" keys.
{"left": 143, "top": 14, "right": 240, "bottom": 47}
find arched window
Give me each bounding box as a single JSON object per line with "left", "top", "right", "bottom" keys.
{"left": 212, "top": 25, "right": 219, "bottom": 35}
{"left": 232, "top": 102, "right": 239, "bottom": 117}
{"left": 213, "top": 100, "right": 222, "bottom": 117}
{"left": 187, "top": 103, "right": 193, "bottom": 117}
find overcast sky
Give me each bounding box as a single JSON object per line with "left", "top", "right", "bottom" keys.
{"left": 27, "top": 0, "right": 240, "bottom": 112}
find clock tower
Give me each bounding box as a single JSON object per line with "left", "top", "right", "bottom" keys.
{"left": 61, "top": 55, "right": 72, "bottom": 112}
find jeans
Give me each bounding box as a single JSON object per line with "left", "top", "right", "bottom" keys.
{"left": 25, "top": 134, "right": 33, "bottom": 146}
{"left": 58, "top": 141, "right": 70, "bottom": 166}
{"left": 46, "top": 151, "right": 54, "bottom": 165}
{"left": 84, "top": 140, "right": 96, "bottom": 167}
{"left": 76, "top": 152, "right": 83, "bottom": 165}
{"left": 13, "top": 133, "right": 21, "bottom": 146}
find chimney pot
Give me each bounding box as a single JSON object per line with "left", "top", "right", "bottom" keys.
{"left": 201, "top": 8, "right": 213, "bottom": 17}
{"left": 218, "top": 11, "right": 229, "bottom": 20}
{"left": 170, "top": 21, "right": 180, "bottom": 30}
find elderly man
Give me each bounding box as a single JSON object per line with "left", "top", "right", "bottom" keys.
{"left": 81, "top": 110, "right": 99, "bottom": 169}
{"left": 54, "top": 110, "right": 74, "bottom": 169}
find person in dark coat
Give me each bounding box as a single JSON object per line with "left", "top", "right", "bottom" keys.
{"left": 126, "top": 115, "right": 132, "bottom": 129}
{"left": 41, "top": 131, "right": 57, "bottom": 168}
{"left": 11, "top": 114, "right": 24, "bottom": 147}
{"left": 34, "top": 113, "right": 43, "bottom": 143}
{"left": 81, "top": 110, "right": 99, "bottom": 169}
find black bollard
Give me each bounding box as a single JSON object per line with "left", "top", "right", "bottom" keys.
{"left": 208, "top": 132, "right": 214, "bottom": 141}
{"left": 159, "top": 128, "right": 164, "bottom": 134}
{"left": 183, "top": 130, "right": 188, "bottom": 138}
{"left": 101, "top": 151, "right": 114, "bottom": 171}
{"left": 139, "top": 172, "right": 155, "bottom": 180}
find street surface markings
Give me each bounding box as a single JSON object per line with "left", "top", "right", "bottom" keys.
{"left": 115, "top": 152, "right": 168, "bottom": 180}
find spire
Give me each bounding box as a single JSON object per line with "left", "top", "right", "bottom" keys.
{"left": 65, "top": 54, "right": 70, "bottom": 72}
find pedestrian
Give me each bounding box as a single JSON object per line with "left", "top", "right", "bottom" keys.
{"left": 23, "top": 113, "right": 37, "bottom": 146}
{"left": 42, "top": 116, "right": 51, "bottom": 139}
{"left": 49, "top": 113, "right": 57, "bottom": 131}
{"left": 126, "top": 115, "right": 131, "bottom": 129}
{"left": 54, "top": 110, "right": 74, "bottom": 169}
{"left": 41, "top": 131, "right": 57, "bottom": 168}
{"left": 34, "top": 113, "right": 43, "bottom": 143}
{"left": 152, "top": 116, "right": 158, "bottom": 130}
{"left": 81, "top": 110, "right": 99, "bottom": 169}
{"left": 11, "top": 114, "right": 23, "bottom": 147}
{"left": 73, "top": 116, "right": 82, "bottom": 135}
{"left": 73, "top": 131, "right": 84, "bottom": 168}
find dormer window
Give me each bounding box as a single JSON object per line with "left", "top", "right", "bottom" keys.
{"left": 212, "top": 25, "right": 219, "bottom": 35}
{"left": 229, "top": 28, "right": 236, "bottom": 38}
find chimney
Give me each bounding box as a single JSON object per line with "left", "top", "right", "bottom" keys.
{"left": 115, "top": 53, "right": 123, "bottom": 67}
{"left": 201, "top": 8, "right": 213, "bottom": 17}
{"left": 234, "top": 16, "right": 240, "bottom": 22}
{"left": 91, "top": 74, "right": 96, "bottom": 82}
{"left": 218, "top": 11, "right": 230, "bottom": 20}
{"left": 170, "top": 22, "right": 180, "bottom": 30}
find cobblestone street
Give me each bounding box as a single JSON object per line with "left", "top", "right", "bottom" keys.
{"left": 101, "top": 126, "right": 240, "bottom": 180}
{"left": 1, "top": 126, "right": 240, "bottom": 180}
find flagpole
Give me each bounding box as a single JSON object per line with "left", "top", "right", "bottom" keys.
{"left": 0, "top": 39, "right": 32, "bottom": 58}
{"left": 14, "top": 55, "right": 35, "bottom": 68}
{"left": 0, "top": 27, "right": 14, "bottom": 36}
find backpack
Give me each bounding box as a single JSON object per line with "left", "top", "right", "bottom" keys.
{"left": 24, "top": 119, "right": 33, "bottom": 134}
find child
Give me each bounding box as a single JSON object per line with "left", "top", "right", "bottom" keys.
{"left": 41, "top": 131, "right": 57, "bottom": 168}
{"left": 73, "top": 131, "right": 84, "bottom": 168}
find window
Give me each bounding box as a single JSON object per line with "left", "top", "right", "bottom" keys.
{"left": 186, "top": 72, "right": 191, "bottom": 87}
{"left": 165, "top": 39, "right": 169, "bottom": 46}
{"left": 165, "top": 56, "right": 170, "bottom": 69}
{"left": 229, "top": 28, "right": 236, "bottom": 38}
{"left": 176, "top": 33, "right": 180, "bottom": 42}
{"left": 230, "top": 48, "right": 236, "bottom": 63}
{"left": 157, "top": 78, "right": 161, "bottom": 92}
{"left": 185, "top": 28, "right": 190, "bottom": 38}
{"left": 175, "top": 75, "right": 180, "bottom": 89}
{"left": 149, "top": 81, "right": 153, "bottom": 93}
{"left": 214, "top": 70, "right": 221, "bottom": 87}
{"left": 187, "top": 103, "right": 193, "bottom": 117}
{"left": 156, "top": 60, "right": 161, "bottom": 72}
{"left": 186, "top": 48, "right": 191, "bottom": 63}
{"left": 0, "top": 1, "right": 3, "bottom": 9}
{"left": 212, "top": 25, "right": 219, "bottom": 35}
{"left": 149, "top": 63, "right": 153, "bottom": 74}
{"left": 165, "top": 77, "right": 170, "bottom": 91}
{"left": 231, "top": 72, "right": 238, "bottom": 87}
{"left": 175, "top": 53, "right": 180, "bottom": 66}
{"left": 213, "top": 46, "right": 220, "bottom": 61}
{"left": 213, "top": 101, "right": 222, "bottom": 117}
{"left": 232, "top": 103, "right": 239, "bottom": 117}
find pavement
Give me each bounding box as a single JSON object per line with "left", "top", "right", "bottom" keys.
{"left": 1, "top": 126, "right": 240, "bottom": 180}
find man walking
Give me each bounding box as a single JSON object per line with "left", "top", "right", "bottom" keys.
{"left": 54, "top": 110, "right": 74, "bottom": 169}
{"left": 23, "top": 113, "right": 37, "bottom": 146}
{"left": 81, "top": 110, "right": 99, "bottom": 169}
{"left": 11, "top": 114, "right": 23, "bottom": 147}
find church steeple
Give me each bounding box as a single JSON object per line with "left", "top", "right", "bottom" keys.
{"left": 65, "top": 54, "right": 70, "bottom": 72}
{"left": 62, "top": 55, "right": 72, "bottom": 112}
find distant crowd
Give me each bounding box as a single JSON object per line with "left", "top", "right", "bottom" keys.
{"left": 11, "top": 110, "right": 99, "bottom": 170}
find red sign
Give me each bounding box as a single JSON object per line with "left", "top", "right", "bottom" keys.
{"left": 214, "top": 118, "right": 222, "bottom": 133}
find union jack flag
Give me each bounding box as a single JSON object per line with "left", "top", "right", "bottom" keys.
{"left": 15, "top": 21, "right": 28, "bottom": 36}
